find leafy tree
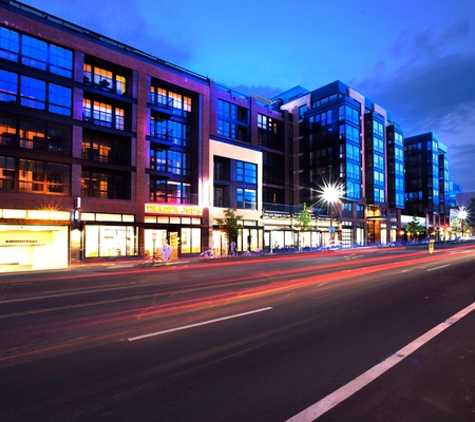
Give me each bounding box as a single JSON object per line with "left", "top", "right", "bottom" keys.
{"left": 295, "top": 203, "right": 312, "bottom": 233}
{"left": 216, "top": 208, "right": 243, "bottom": 243}
{"left": 406, "top": 215, "right": 424, "bottom": 241}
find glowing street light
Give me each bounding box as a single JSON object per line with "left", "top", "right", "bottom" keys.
{"left": 321, "top": 183, "right": 344, "bottom": 246}
{"left": 458, "top": 209, "right": 468, "bottom": 237}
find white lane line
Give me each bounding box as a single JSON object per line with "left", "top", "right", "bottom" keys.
{"left": 427, "top": 264, "right": 451, "bottom": 271}
{"left": 286, "top": 301, "right": 475, "bottom": 422}
{"left": 128, "top": 307, "right": 273, "bottom": 342}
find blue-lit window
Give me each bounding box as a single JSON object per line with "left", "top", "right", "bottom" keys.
{"left": 20, "top": 76, "right": 46, "bottom": 110}
{"left": 0, "top": 27, "right": 73, "bottom": 78}
{"left": 374, "top": 154, "right": 385, "bottom": 170}
{"left": 0, "top": 27, "right": 19, "bottom": 61}
{"left": 236, "top": 161, "right": 257, "bottom": 184}
{"left": 347, "top": 181, "right": 361, "bottom": 200}
{"left": 236, "top": 188, "right": 257, "bottom": 209}
{"left": 48, "top": 83, "right": 71, "bottom": 116}
{"left": 373, "top": 120, "right": 384, "bottom": 137}
{"left": 21, "top": 35, "right": 48, "bottom": 71}
{"left": 218, "top": 119, "right": 230, "bottom": 137}
{"left": 347, "top": 162, "right": 360, "bottom": 179}
{"left": 347, "top": 143, "right": 360, "bottom": 162}
{"left": 49, "top": 45, "right": 73, "bottom": 78}
{"left": 0, "top": 69, "right": 17, "bottom": 102}
{"left": 373, "top": 137, "right": 384, "bottom": 153}
{"left": 374, "top": 188, "right": 385, "bottom": 203}
{"left": 345, "top": 106, "right": 360, "bottom": 127}
{"left": 374, "top": 170, "right": 385, "bottom": 187}
{"left": 346, "top": 125, "right": 360, "bottom": 143}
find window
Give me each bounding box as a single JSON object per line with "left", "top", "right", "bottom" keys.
{"left": 81, "top": 169, "right": 130, "bottom": 199}
{"left": 21, "top": 35, "right": 48, "bottom": 71}
{"left": 1, "top": 71, "right": 71, "bottom": 115}
{"left": 48, "top": 83, "right": 72, "bottom": 116}
{"left": 149, "top": 178, "right": 192, "bottom": 204}
{"left": 236, "top": 161, "right": 257, "bottom": 184}
{"left": 83, "top": 63, "right": 126, "bottom": 95}
{"left": 0, "top": 69, "right": 17, "bottom": 102}
{"left": 82, "top": 132, "right": 129, "bottom": 165}
{"left": 0, "top": 27, "right": 19, "bottom": 61}
{"left": 217, "top": 99, "right": 248, "bottom": 141}
{"left": 150, "top": 85, "right": 192, "bottom": 115}
{"left": 0, "top": 27, "right": 73, "bottom": 77}
{"left": 346, "top": 106, "right": 360, "bottom": 126}
{"left": 373, "top": 120, "right": 384, "bottom": 137}
{"left": 14, "top": 158, "right": 70, "bottom": 194}
{"left": 0, "top": 155, "right": 16, "bottom": 189}
{"left": 83, "top": 99, "right": 124, "bottom": 130}
{"left": 20, "top": 76, "right": 46, "bottom": 110}
{"left": 236, "top": 188, "right": 257, "bottom": 209}
{"left": 149, "top": 147, "right": 190, "bottom": 175}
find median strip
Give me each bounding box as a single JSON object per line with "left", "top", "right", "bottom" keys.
{"left": 127, "top": 307, "right": 273, "bottom": 342}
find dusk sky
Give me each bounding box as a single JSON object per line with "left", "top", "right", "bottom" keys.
{"left": 20, "top": 0, "right": 475, "bottom": 191}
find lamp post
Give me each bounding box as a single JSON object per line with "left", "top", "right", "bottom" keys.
{"left": 459, "top": 209, "right": 467, "bottom": 238}
{"left": 322, "top": 185, "right": 342, "bottom": 247}
{"left": 151, "top": 232, "right": 157, "bottom": 258}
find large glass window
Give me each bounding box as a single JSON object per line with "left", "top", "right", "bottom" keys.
{"left": 1, "top": 71, "right": 71, "bottom": 115}
{"left": 20, "top": 76, "right": 46, "bottom": 109}
{"left": 21, "top": 35, "right": 48, "bottom": 71}
{"left": 0, "top": 69, "right": 17, "bottom": 102}
{"left": 9, "top": 158, "right": 71, "bottom": 194}
{"left": 236, "top": 161, "right": 257, "bottom": 184}
{"left": 82, "top": 132, "right": 129, "bottom": 165}
{"left": 83, "top": 99, "right": 124, "bottom": 130}
{"left": 83, "top": 63, "right": 126, "bottom": 95}
{"left": 149, "top": 85, "right": 192, "bottom": 115}
{"left": 81, "top": 169, "right": 130, "bottom": 199}
{"left": 217, "top": 99, "right": 248, "bottom": 141}
{"left": 149, "top": 147, "right": 190, "bottom": 175}
{"left": 0, "top": 155, "right": 16, "bottom": 189}
{"left": 0, "top": 27, "right": 19, "bottom": 61}
{"left": 149, "top": 178, "right": 192, "bottom": 204}
{"left": 0, "top": 27, "right": 73, "bottom": 77}
{"left": 236, "top": 188, "right": 257, "bottom": 209}
{"left": 48, "top": 83, "right": 72, "bottom": 116}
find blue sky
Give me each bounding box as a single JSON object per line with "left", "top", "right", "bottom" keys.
{"left": 20, "top": 0, "right": 475, "bottom": 191}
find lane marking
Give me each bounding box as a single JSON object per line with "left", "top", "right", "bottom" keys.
{"left": 127, "top": 307, "right": 273, "bottom": 342}
{"left": 286, "top": 301, "right": 475, "bottom": 422}
{"left": 427, "top": 264, "right": 451, "bottom": 271}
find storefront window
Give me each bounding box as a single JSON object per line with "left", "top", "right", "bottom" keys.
{"left": 85, "top": 225, "right": 137, "bottom": 258}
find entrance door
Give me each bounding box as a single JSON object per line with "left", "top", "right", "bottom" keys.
{"left": 169, "top": 231, "right": 179, "bottom": 260}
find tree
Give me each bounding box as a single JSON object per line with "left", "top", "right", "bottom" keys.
{"left": 295, "top": 203, "right": 312, "bottom": 233}
{"left": 295, "top": 203, "right": 312, "bottom": 250}
{"left": 216, "top": 208, "right": 243, "bottom": 244}
{"left": 406, "top": 215, "right": 424, "bottom": 242}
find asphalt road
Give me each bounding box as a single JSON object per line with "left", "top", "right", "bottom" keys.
{"left": 0, "top": 244, "right": 474, "bottom": 421}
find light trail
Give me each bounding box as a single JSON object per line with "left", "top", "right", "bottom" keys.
{"left": 0, "top": 248, "right": 468, "bottom": 367}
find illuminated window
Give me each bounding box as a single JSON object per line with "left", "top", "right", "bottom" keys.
{"left": 0, "top": 27, "right": 19, "bottom": 61}
{"left": 83, "top": 99, "right": 124, "bottom": 130}
{"left": 0, "top": 27, "right": 73, "bottom": 77}
{"left": 0, "top": 69, "right": 17, "bottom": 102}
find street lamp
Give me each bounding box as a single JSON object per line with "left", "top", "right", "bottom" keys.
{"left": 458, "top": 209, "right": 468, "bottom": 237}
{"left": 322, "top": 184, "right": 343, "bottom": 246}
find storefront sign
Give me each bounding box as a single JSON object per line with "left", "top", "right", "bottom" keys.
{"left": 145, "top": 203, "right": 203, "bottom": 216}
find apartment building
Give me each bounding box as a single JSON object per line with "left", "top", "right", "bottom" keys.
{"left": 275, "top": 81, "right": 405, "bottom": 247}
{"left": 0, "top": 0, "right": 291, "bottom": 270}
{"left": 404, "top": 132, "right": 453, "bottom": 239}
